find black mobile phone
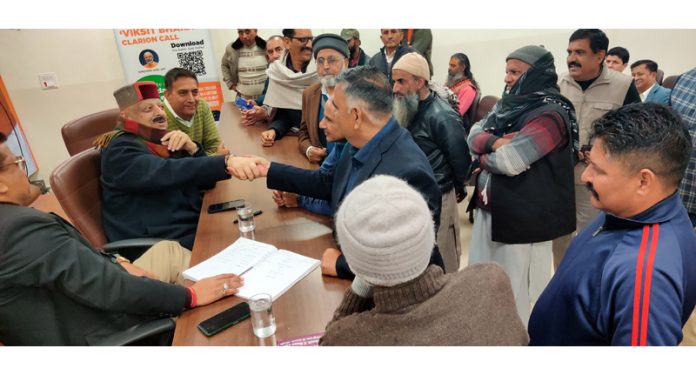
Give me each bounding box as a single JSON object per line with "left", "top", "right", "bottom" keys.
{"left": 197, "top": 302, "right": 251, "bottom": 337}
{"left": 207, "top": 199, "right": 245, "bottom": 214}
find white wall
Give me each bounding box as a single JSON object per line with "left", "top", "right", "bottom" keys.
{"left": 2, "top": 29, "right": 695, "bottom": 180}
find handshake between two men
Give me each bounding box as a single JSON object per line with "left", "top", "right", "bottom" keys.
{"left": 226, "top": 155, "right": 271, "bottom": 181}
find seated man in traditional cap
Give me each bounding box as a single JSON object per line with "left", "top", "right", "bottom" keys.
{"left": 319, "top": 175, "right": 528, "bottom": 346}
{"left": 0, "top": 132, "right": 244, "bottom": 345}
{"left": 97, "top": 81, "right": 260, "bottom": 250}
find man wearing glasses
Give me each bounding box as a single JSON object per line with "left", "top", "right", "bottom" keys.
{"left": 0, "top": 132, "right": 245, "bottom": 345}
{"left": 260, "top": 29, "right": 319, "bottom": 147}
{"left": 529, "top": 103, "right": 696, "bottom": 346}
{"left": 298, "top": 33, "right": 350, "bottom": 164}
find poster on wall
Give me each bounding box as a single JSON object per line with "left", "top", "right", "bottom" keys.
{"left": 113, "top": 29, "right": 223, "bottom": 120}
{"left": 0, "top": 75, "right": 38, "bottom": 176}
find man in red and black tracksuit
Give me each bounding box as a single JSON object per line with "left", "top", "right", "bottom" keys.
{"left": 529, "top": 103, "right": 696, "bottom": 345}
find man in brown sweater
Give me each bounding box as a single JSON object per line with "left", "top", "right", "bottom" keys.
{"left": 319, "top": 175, "right": 528, "bottom": 346}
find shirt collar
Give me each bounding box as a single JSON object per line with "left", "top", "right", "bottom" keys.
{"left": 163, "top": 97, "right": 195, "bottom": 127}
{"left": 351, "top": 117, "right": 397, "bottom": 165}
{"left": 641, "top": 83, "right": 657, "bottom": 102}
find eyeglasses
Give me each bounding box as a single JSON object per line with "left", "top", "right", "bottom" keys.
{"left": 291, "top": 36, "right": 313, "bottom": 45}
{"left": 0, "top": 156, "right": 28, "bottom": 176}
{"left": 316, "top": 56, "right": 346, "bottom": 66}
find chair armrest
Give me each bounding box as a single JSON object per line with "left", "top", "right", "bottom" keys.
{"left": 102, "top": 238, "right": 167, "bottom": 261}
{"left": 93, "top": 318, "right": 176, "bottom": 346}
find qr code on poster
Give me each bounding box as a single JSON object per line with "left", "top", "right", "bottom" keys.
{"left": 177, "top": 50, "right": 206, "bottom": 76}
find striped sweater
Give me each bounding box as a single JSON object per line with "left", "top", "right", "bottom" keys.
{"left": 165, "top": 99, "right": 222, "bottom": 156}
{"left": 528, "top": 193, "right": 696, "bottom": 345}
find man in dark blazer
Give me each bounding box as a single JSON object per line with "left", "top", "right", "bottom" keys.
{"left": 239, "top": 66, "right": 443, "bottom": 280}
{"left": 0, "top": 132, "right": 243, "bottom": 345}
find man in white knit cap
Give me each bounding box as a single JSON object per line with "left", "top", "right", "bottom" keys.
{"left": 319, "top": 175, "right": 528, "bottom": 346}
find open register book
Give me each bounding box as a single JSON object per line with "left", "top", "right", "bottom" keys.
{"left": 182, "top": 237, "right": 320, "bottom": 301}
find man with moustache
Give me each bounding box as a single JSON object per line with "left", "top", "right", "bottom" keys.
{"left": 340, "top": 29, "right": 370, "bottom": 68}
{"left": 529, "top": 103, "right": 696, "bottom": 346}
{"left": 238, "top": 66, "right": 444, "bottom": 280}
{"left": 273, "top": 34, "right": 350, "bottom": 215}
{"left": 392, "top": 52, "right": 471, "bottom": 273}
{"left": 369, "top": 29, "right": 414, "bottom": 86}
{"left": 260, "top": 29, "right": 319, "bottom": 147}
{"left": 0, "top": 132, "right": 246, "bottom": 345}
{"left": 467, "top": 45, "right": 578, "bottom": 324}
{"left": 97, "top": 82, "right": 261, "bottom": 250}
{"left": 554, "top": 29, "right": 641, "bottom": 268}
{"left": 446, "top": 52, "right": 480, "bottom": 127}
{"left": 164, "top": 68, "right": 227, "bottom": 156}
{"left": 298, "top": 34, "right": 350, "bottom": 164}
{"left": 631, "top": 59, "right": 671, "bottom": 104}
{"left": 142, "top": 50, "right": 158, "bottom": 69}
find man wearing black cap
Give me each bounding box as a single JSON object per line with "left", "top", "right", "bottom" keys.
{"left": 340, "top": 29, "right": 370, "bottom": 68}
{"left": 298, "top": 33, "right": 350, "bottom": 164}
{"left": 97, "top": 82, "right": 260, "bottom": 250}
{"left": 467, "top": 45, "right": 578, "bottom": 325}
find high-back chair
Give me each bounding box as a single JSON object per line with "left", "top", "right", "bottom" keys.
{"left": 61, "top": 108, "right": 120, "bottom": 156}
{"left": 662, "top": 74, "right": 681, "bottom": 90}
{"left": 472, "top": 95, "right": 500, "bottom": 125}
{"left": 656, "top": 69, "right": 665, "bottom": 85}
{"left": 50, "top": 148, "right": 159, "bottom": 260}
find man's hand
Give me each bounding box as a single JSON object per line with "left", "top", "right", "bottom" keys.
{"left": 227, "top": 156, "right": 261, "bottom": 181}
{"left": 120, "top": 262, "right": 159, "bottom": 281}
{"left": 321, "top": 247, "right": 342, "bottom": 277}
{"left": 306, "top": 146, "right": 328, "bottom": 163}
{"left": 271, "top": 190, "right": 285, "bottom": 207}
{"left": 216, "top": 142, "right": 231, "bottom": 156}
{"left": 261, "top": 129, "right": 276, "bottom": 147}
{"left": 241, "top": 105, "right": 268, "bottom": 127}
{"left": 161, "top": 130, "right": 198, "bottom": 154}
{"left": 280, "top": 192, "right": 298, "bottom": 207}
{"left": 271, "top": 190, "right": 298, "bottom": 207}
{"left": 492, "top": 137, "right": 511, "bottom": 151}
{"left": 190, "top": 274, "right": 244, "bottom": 307}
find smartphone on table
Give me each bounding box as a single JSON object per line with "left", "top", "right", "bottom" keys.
{"left": 207, "top": 199, "right": 245, "bottom": 214}
{"left": 197, "top": 302, "right": 251, "bottom": 337}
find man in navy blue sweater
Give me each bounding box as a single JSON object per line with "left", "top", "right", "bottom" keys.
{"left": 528, "top": 103, "right": 696, "bottom": 345}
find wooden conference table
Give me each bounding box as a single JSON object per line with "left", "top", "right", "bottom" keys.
{"left": 172, "top": 103, "right": 350, "bottom": 345}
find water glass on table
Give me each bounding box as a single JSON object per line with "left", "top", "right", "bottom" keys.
{"left": 237, "top": 207, "right": 256, "bottom": 233}
{"left": 249, "top": 293, "right": 276, "bottom": 338}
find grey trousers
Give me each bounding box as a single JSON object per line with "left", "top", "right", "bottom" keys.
{"left": 469, "top": 209, "right": 552, "bottom": 326}
{"left": 438, "top": 188, "right": 461, "bottom": 273}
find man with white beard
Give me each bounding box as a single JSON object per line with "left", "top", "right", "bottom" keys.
{"left": 298, "top": 34, "right": 350, "bottom": 163}
{"left": 392, "top": 52, "right": 472, "bottom": 274}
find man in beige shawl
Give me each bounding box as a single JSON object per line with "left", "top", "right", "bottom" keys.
{"left": 260, "top": 29, "right": 319, "bottom": 147}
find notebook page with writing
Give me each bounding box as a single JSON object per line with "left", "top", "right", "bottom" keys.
{"left": 182, "top": 237, "right": 277, "bottom": 282}
{"left": 236, "top": 250, "right": 320, "bottom": 300}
